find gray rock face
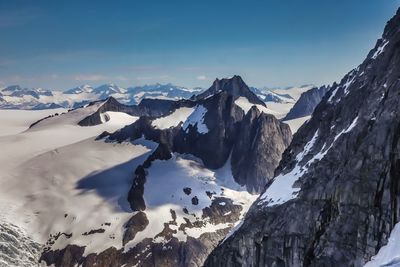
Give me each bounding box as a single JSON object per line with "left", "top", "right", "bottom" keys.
{"left": 232, "top": 106, "right": 292, "bottom": 193}
{"left": 174, "top": 91, "right": 245, "bottom": 169}
{"left": 283, "top": 85, "right": 329, "bottom": 121}
{"left": 205, "top": 8, "right": 400, "bottom": 267}
{"left": 123, "top": 212, "right": 149, "bottom": 245}
{"left": 195, "top": 75, "right": 267, "bottom": 107}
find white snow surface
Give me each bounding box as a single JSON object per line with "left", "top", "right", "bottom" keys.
{"left": 364, "top": 222, "right": 400, "bottom": 267}
{"left": 271, "top": 85, "right": 314, "bottom": 102}
{"left": 234, "top": 96, "right": 284, "bottom": 118}
{"left": 124, "top": 153, "right": 257, "bottom": 250}
{"left": 182, "top": 105, "right": 209, "bottom": 134}
{"left": 151, "top": 107, "right": 195, "bottom": 129}
{"left": 0, "top": 106, "right": 157, "bottom": 256}
{"left": 0, "top": 106, "right": 256, "bottom": 258}
{"left": 100, "top": 111, "right": 139, "bottom": 126}
{"left": 283, "top": 116, "right": 311, "bottom": 134}
{"left": 0, "top": 108, "right": 66, "bottom": 137}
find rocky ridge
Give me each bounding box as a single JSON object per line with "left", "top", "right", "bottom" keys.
{"left": 205, "top": 7, "right": 400, "bottom": 267}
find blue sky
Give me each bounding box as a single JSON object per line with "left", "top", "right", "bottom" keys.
{"left": 0, "top": 0, "right": 399, "bottom": 90}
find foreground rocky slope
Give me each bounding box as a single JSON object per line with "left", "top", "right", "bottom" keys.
{"left": 205, "top": 8, "right": 400, "bottom": 267}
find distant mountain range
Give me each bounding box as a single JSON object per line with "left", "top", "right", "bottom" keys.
{"left": 0, "top": 83, "right": 204, "bottom": 110}
{"left": 0, "top": 82, "right": 316, "bottom": 111}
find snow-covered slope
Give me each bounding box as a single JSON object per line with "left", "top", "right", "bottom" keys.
{"left": 123, "top": 153, "right": 256, "bottom": 251}
{"left": 0, "top": 108, "right": 66, "bottom": 137}
{"left": 0, "top": 103, "right": 152, "bottom": 266}
{"left": 283, "top": 115, "right": 311, "bottom": 134}
{"left": 151, "top": 106, "right": 195, "bottom": 129}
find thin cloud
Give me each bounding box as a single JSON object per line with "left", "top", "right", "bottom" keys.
{"left": 196, "top": 75, "right": 207, "bottom": 81}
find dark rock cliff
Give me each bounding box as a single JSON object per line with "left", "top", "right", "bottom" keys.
{"left": 232, "top": 106, "right": 292, "bottom": 194}
{"left": 205, "top": 8, "right": 400, "bottom": 267}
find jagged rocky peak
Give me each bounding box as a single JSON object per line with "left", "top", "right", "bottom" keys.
{"left": 105, "top": 83, "right": 292, "bottom": 194}
{"left": 205, "top": 7, "right": 400, "bottom": 267}
{"left": 195, "top": 75, "right": 266, "bottom": 106}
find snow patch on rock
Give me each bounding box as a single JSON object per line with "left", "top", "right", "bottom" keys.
{"left": 372, "top": 39, "right": 389, "bottom": 59}
{"left": 259, "top": 116, "right": 359, "bottom": 207}
{"left": 151, "top": 107, "right": 195, "bottom": 129}
{"left": 182, "top": 105, "right": 209, "bottom": 134}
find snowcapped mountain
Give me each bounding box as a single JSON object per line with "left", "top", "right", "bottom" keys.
{"left": 0, "top": 75, "right": 293, "bottom": 267}
{"left": 206, "top": 7, "right": 400, "bottom": 267}
{"left": 0, "top": 83, "right": 204, "bottom": 110}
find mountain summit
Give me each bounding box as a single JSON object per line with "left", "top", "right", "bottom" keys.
{"left": 195, "top": 75, "right": 266, "bottom": 106}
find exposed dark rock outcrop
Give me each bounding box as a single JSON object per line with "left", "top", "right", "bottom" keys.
{"left": 205, "top": 8, "right": 400, "bottom": 267}
{"left": 40, "top": 245, "right": 85, "bottom": 267}
{"left": 283, "top": 85, "right": 330, "bottom": 121}
{"left": 231, "top": 106, "right": 292, "bottom": 193}
{"left": 123, "top": 212, "right": 149, "bottom": 245}
{"left": 174, "top": 91, "right": 245, "bottom": 169}
{"left": 127, "top": 142, "right": 173, "bottom": 212}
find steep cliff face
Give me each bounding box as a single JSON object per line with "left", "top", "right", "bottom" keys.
{"left": 231, "top": 106, "right": 292, "bottom": 193}
{"left": 283, "top": 85, "right": 329, "bottom": 121}
{"left": 173, "top": 91, "right": 245, "bottom": 169}
{"left": 205, "top": 8, "right": 400, "bottom": 267}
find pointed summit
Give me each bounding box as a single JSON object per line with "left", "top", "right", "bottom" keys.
{"left": 195, "top": 75, "right": 266, "bottom": 106}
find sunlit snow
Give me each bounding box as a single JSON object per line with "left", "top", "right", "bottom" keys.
{"left": 182, "top": 105, "right": 209, "bottom": 134}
